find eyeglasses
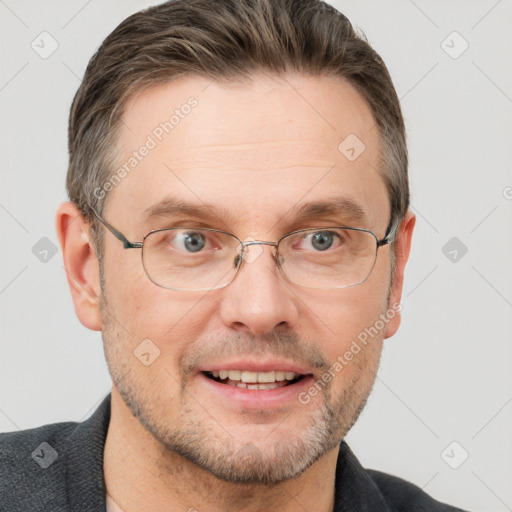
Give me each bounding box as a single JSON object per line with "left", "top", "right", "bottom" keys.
{"left": 91, "top": 209, "right": 399, "bottom": 291}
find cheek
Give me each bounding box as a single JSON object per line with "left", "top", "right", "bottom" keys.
{"left": 102, "top": 243, "right": 194, "bottom": 330}
{"left": 295, "top": 269, "right": 390, "bottom": 397}
{"left": 103, "top": 268, "right": 219, "bottom": 374}
{"left": 297, "top": 277, "right": 390, "bottom": 354}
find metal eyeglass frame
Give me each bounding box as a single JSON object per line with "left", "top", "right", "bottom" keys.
{"left": 90, "top": 208, "right": 401, "bottom": 290}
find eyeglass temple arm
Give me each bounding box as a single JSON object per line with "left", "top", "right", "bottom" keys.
{"left": 377, "top": 216, "right": 402, "bottom": 247}
{"left": 90, "top": 206, "right": 401, "bottom": 250}
{"left": 90, "top": 208, "right": 142, "bottom": 249}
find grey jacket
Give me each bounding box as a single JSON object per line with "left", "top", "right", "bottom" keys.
{"left": 0, "top": 393, "right": 468, "bottom": 511}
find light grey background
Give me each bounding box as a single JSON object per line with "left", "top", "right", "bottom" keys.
{"left": 1, "top": 1, "right": 511, "bottom": 511}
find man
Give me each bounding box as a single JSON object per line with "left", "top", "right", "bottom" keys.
{"left": 0, "top": 0, "right": 467, "bottom": 510}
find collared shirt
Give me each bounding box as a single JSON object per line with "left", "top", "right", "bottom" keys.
{"left": 0, "top": 393, "right": 468, "bottom": 511}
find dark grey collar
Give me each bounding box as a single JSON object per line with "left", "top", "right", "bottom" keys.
{"left": 63, "top": 393, "right": 111, "bottom": 511}
{"left": 60, "top": 393, "right": 391, "bottom": 511}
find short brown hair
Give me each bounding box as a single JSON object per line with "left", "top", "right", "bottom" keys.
{"left": 67, "top": 0, "right": 408, "bottom": 251}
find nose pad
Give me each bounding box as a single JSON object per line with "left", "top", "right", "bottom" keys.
{"left": 231, "top": 241, "right": 284, "bottom": 283}
{"left": 276, "top": 251, "right": 284, "bottom": 268}
{"left": 232, "top": 247, "right": 281, "bottom": 274}
{"left": 237, "top": 237, "right": 266, "bottom": 265}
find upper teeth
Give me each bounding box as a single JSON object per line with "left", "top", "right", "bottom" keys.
{"left": 210, "top": 370, "right": 298, "bottom": 383}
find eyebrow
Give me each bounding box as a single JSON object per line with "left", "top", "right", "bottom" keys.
{"left": 143, "top": 198, "right": 237, "bottom": 225}
{"left": 292, "top": 197, "right": 367, "bottom": 225}
{"left": 143, "top": 195, "right": 368, "bottom": 228}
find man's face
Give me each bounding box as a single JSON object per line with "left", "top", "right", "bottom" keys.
{"left": 99, "top": 74, "right": 398, "bottom": 484}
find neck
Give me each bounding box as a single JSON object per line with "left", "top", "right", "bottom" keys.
{"left": 103, "top": 387, "right": 338, "bottom": 512}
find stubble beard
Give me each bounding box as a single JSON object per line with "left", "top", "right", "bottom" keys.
{"left": 99, "top": 289, "right": 382, "bottom": 485}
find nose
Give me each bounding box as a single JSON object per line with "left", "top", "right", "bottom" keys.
{"left": 219, "top": 243, "right": 300, "bottom": 336}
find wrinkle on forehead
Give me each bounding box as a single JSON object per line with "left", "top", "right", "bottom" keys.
{"left": 107, "top": 73, "right": 389, "bottom": 236}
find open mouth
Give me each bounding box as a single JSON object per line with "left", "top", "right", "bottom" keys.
{"left": 202, "top": 370, "right": 307, "bottom": 390}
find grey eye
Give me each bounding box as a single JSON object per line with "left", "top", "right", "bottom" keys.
{"left": 182, "top": 232, "right": 206, "bottom": 252}
{"left": 311, "top": 231, "right": 334, "bottom": 251}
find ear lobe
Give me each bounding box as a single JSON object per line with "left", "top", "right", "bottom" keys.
{"left": 384, "top": 210, "right": 416, "bottom": 339}
{"left": 56, "top": 201, "right": 102, "bottom": 331}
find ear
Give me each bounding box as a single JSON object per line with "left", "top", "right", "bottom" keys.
{"left": 384, "top": 210, "right": 416, "bottom": 339}
{"left": 56, "top": 201, "right": 102, "bottom": 331}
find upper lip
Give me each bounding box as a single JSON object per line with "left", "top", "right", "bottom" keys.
{"left": 197, "top": 359, "right": 313, "bottom": 375}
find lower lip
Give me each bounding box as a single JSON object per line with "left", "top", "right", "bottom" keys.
{"left": 197, "top": 372, "right": 315, "bottom": 410}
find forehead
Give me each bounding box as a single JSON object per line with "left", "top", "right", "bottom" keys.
{"left": 107, "top": 73, "right": 389, "bottom": 234}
